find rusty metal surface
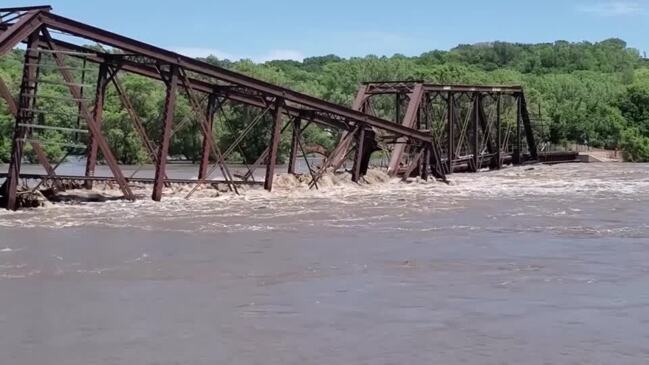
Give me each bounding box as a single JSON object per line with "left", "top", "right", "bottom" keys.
{"left": 0, "top": 173, "right": 263, "bottom": 186}
{"left": 84, "top": 63, "right": 108, "bottom": 189}
{"left": 264, "top": 99, "right": 284, "bottom": 191}
{"left": 151, "top": 65, "right": 178, "bottom": 202}
{"left": 4, "top": 33, "right": 39, "bottom": 210}
{"left": 387, "top": 83, "right": 425, "bottom": 176}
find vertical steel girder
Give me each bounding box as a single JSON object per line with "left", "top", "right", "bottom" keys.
{"left": 477, "top": 96, "right": 496, "bottom": 161}
{"left": 515, "top": 95, "right": 522, "bottom": 165}
{"left": 388, "top": 83, "right": 425, "bottom": 176}
{"left": 287, "top": 117, "right": 301, "bottom": 175}
{"left": 496, "top": 94, "right": 503, "bottom": 169}
{"left": 471, "top": 93, "right": 480, "bottom": 172}
{"left": 242, "top": 118, "right": 305, "bottom": 182}
{"left": 198, "top": 94, "right": 217, "bottom": 180}
{"left": 152, "top": 65, "right": 178, "bottom": 202}
{"left": 519, "top": 94, "right": 539, "bottom": 161}
{"left": 447, "top": 93, "right": 455, "bottom": 173}
{"left": 84, "top": 62, "right": 108, "bottom": 189}
{"left": 4, "top": 32, "right": 39, "bottom": 210}
{"left": 265, "top": 98, "right": 284, "bottom": 191}
{"left": 351, "top": 127, "right": 367, "bottom": 183}
{"left": 0, "top": 73, "right": 58, "bottom": 186}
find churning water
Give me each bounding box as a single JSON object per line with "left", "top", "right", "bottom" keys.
{"left": 1, "top": 163, "right": 649, "bottom": 364}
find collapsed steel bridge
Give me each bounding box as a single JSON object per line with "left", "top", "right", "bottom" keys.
{"left": 339, "top": 81, "right": 539, "bottom": 177}
{"left": 0, "top": 6, "right": 538, "bottom": 210}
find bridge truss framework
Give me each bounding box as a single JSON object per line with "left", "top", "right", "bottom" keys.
{"left": 0, "top": 6, "right": 538, "bottom": 210}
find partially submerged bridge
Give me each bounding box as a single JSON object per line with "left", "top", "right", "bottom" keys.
{"left": 0, "top": 6, "right": 539, "bottom": 210}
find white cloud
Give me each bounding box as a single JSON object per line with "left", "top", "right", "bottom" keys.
{"left": 173, "top": 47, "right": 304, "bottom": 63}
{"left": 577, "top": 1, "right": 645, "bottom": 16}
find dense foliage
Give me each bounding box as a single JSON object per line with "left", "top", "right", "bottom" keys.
{"left": 1, "top": 38, "right": 649, "bottom": 164}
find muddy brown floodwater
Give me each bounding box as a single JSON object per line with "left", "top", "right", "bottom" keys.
{"left": 1, "top": 163, "right": 649, "bottom": 364}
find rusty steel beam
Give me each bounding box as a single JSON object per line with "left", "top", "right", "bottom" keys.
{"left": 0, "top": 76, "right": 17, "bottom": 115}
{"left": 37, "top": 11, "right": 431, "bottom": 143}
{"left": 152, "top": 65, "right": 178, "bottom": 202}
{"left": 0, "top": 173, "right": 262, "bottom": 186}
{"left": 388, "top": 83, "right": 425, "bottom": 176}
{"left": 515, "top": 95, "right": 522, "bottom": 165}
{"left": 447, "top": 93, "right": 455, "bottom": 173}
{"left": 401, "top": 149, "right": 425, "bottom": 182}
{"left": 496, "top": 94, "right": 503, "bottom": 169}
{"left": 41, "top": 29, "right": 134, "bottom": 200}
{"left": 351, "top": 127, "right": 366, "bottom": 183}
{"left": 0, "top": 74, "right": 59, "bottom": 184}
{"left": 309, "top": 125, "right": 360, "bottom": 189}
{"left": 477, "top": 94, "right": 496, "bottom": 163}
{"left": 519, "top": 93, "right": 539, "bottom": 161}
{"left": 327, "top": 85, "right": 370, "bottom": 171}
{"left": 4, "top": 32, "right": 39, "bottom": 210}
{"left": 0, "top": 6, "right": 52, "bottom": 13}
{"left": 472, "top": 94, "right": 480, "bottom": 172}
{"left": 363, "top": 82, "right": 524, "bottom": 95}
{"left": 0, "top": 10, "right": 43, "bottom": 56}
{"left": 0, "top": 32, "right": 354, "bottom": 133}
{"left": 265, "top": 98, "right": 284, "bottom": 191}
{"left": 84, "top": 62, "right": 108, "bottom": 189}
{"left": 352, "top": 84, "right": 370, "bottom": 111}
{"left": 329, "top": 131, "right": 354, "bottom": 172}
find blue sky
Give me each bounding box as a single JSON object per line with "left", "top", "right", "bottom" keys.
{"left": 30, "top": 0, "right": 649, "bottom": 61}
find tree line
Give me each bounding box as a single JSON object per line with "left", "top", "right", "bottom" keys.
{"left": 1, "top": 38, "right": 649, "bottom": 164}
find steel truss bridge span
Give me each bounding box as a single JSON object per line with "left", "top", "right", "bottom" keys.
{"left": 0, "top": 6, "right": 537, "bottom": 210}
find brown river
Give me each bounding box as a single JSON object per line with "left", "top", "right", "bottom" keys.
{"left": 1, "top": 163, "right": 648, "bottom": 364}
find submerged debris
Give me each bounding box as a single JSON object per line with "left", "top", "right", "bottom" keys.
{"left": 14, "top": 189, "right": 50, "bottom": 208}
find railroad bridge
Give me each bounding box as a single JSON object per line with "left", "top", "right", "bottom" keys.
{"left": 0, "top": 6, "right": 538, "bottom": 210}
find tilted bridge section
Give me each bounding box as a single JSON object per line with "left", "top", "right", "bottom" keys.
{"left": 0, "top": 6, "right": 538, "bottom": 210}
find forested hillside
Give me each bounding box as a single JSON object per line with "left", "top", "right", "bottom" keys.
{"left": 1, "top": 38, "right": 649, "bottom": 164}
